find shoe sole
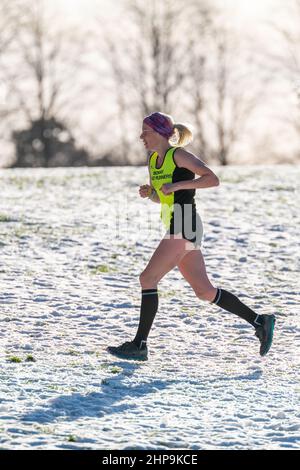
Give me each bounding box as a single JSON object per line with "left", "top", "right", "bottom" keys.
{"left": 107, "top": 348, "right": 148, "bottom": 361}
{"left": 260, "top": 316, "right": 276, "bottom": 356}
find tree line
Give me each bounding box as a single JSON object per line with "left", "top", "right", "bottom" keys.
{"left": 0, "top": 0, "right": 299, "bottom": 167}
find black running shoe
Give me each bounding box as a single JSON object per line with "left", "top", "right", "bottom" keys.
{"left": 107, "top": 341, "right": 148, "bottom": 361}
{"left": 255, "top": 314, "right": 276, "bottom": 356}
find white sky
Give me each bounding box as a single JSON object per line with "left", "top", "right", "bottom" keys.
{"left": 49, "top": 0, "right": 279, "bottom": 22}
{"left": 44, "top": 0, "right": 285, "bottom": 32}
{"left": 220, "top": 0, "right": 276, "bottom": 18}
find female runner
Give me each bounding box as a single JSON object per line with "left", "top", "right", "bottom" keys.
{"left": 107, "top": 112, "right": 275, "bottom": 361}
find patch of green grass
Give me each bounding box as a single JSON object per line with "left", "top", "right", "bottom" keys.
{"left": 91, "top": 264, "right": 109, "bottom": 273}
{"left": 8, "top": 176, "right": 34, "bottom": 190}
{"left": 100, "top": 363, "right": 110, "bottom": 370}
{"left": 160, "top": 289, "right": 177, "bottom": 298}
{"left": 67, "top": 349, "right": 80, "bottom": 356}
{"left": 273, "top": 186, "right": 292, "bottom": 191}
{"left": 36, "top": 179, "right": 45, "bottom": 188}
{"left": 48, "top": 385, "right": 60, "bottom": 391}
{"left": 89, "top": 264, "right": 117, "bottom": 274}
{"left": 25, "top": 355, "right": 36, "bottom": 362}
{"left": 109, "top": 366, "right": 123, "bottom": 374}
{"left": 0, "top": 214, "right": 12, "bottom": 223}
{"left": 99, "top": 364, "right": 122, "bottom": 374}
{"left": 8, "top": 356, "right": 22, "bottom": 363}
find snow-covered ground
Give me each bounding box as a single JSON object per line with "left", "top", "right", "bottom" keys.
{"left": 0, "top": 165, "right": 299, "bottom": 450}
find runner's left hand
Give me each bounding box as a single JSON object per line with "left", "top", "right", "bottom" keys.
{"left": 160, "top": 183, "right": 176, "bottom": 195}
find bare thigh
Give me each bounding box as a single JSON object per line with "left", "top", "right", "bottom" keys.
{"left": 140, "top": 235, "right": 197, "bottom": 289}
{"left": 177, "top": 248, "right": 217, "bottom": 302}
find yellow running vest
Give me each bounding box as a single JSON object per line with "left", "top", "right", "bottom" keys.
{"left": 149, "top": 147, "right": 177, "bottom": 229}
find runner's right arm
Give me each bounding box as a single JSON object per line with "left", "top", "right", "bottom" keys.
{"left": 139, "top": 184, "right": 160, "bottom": 203}
{"left": 137, "top": 154, "right": 160, "bottom": 203}
{"left": 147, "top": 158, "right": 160, "bottom": 203}
{"left": 148, "top": 186, "right": 160, "bottom": 203}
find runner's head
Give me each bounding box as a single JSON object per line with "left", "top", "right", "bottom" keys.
{"left": 140, "top": 112, "right": 193, "bottom": 150}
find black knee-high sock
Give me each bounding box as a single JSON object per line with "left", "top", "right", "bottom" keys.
{"left": 211, "top": 288, "right": 262, "bottom": 328}
{"left": 133, "top": 289, "right": 159, "bottom": 347}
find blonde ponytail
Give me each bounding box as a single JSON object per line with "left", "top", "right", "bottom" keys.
{"left": 170, "top": 123, "right": 194, "bottom": 147}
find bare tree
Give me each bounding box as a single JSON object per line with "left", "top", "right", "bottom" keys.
{"left": 2, "top": 0, "right": 91, "bottom": 166}
{"left": 0, "top": 1, "right": 23, "bottom": 117}
{"left": 188, "top": 18, "right": 269, "bottom": 166}
{"left": 0, "top": 1, "right": 26, "bottom": 167}
{"left": 210, "top": 28, "right": 255, "bottom": 165}
{"left": 183, "top": 2, "right": 214, "bottom": 160}
{"left": 95, "top": 0, "right": 271, "bottom": 165}
{"left": 266, "top": 0, "right": 300, "bottom": 139}
{"left": 0, "top": 0, "right": 20, "bottom": 55}
{"left": 96, "top": 0, "right": 195, "bottom": 163}
{"left": 94, "top": 32, "right": 132, "bottom": 164}
{"left": 126, "top": 0, "right": 188, "bottom": 114}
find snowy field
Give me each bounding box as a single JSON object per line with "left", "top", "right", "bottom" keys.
{"left": 0, "top": 165, "right": 299, "bottom": 450}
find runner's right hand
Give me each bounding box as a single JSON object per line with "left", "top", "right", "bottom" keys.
{"left": 139, "top": 184, "right": 152, "bottom": 198}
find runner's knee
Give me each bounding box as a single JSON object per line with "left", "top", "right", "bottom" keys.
{"left": 139, "top": 270, "right": 159, "bottom": 289}
{"left": 193, "top": 286, "right": 217, "bottom": 302}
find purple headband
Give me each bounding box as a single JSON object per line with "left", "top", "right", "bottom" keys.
{"left": 143, "top": 112, "right": 174, "bottom": 139}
